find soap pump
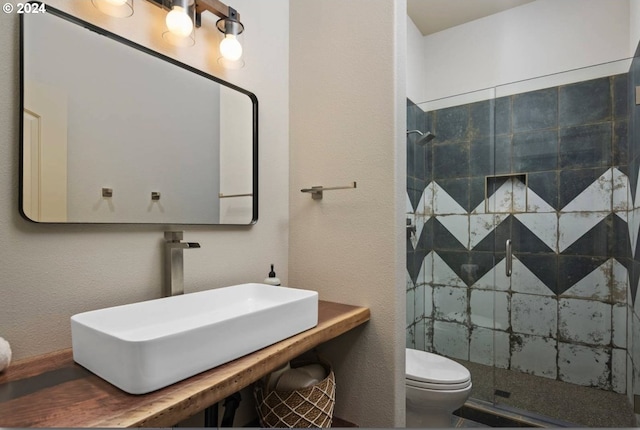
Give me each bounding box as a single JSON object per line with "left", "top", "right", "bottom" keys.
{"left": 264, "top": 264, "right": 281, "bottom": 286}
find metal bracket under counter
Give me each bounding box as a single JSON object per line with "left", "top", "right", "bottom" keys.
{"left": 0, "top": 301, "right": 370, "bottom": 428}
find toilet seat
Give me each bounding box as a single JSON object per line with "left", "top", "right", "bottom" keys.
{"left": 406, "top": 348, "right": 471, "bottom": 390}
{"left": 406, "top": 377, "right": 471, "bottom": 391}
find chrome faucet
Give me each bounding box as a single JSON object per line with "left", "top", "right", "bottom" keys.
{"left": 163, "top": 231, "right": 200, "bottom": 297}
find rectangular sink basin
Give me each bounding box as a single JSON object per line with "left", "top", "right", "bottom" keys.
{"left": 71, "top": 283, "right": 318, "bottom": 394}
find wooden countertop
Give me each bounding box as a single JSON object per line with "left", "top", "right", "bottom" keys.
{"left": 0, "top": 300, "right": 370, "bottom": 428}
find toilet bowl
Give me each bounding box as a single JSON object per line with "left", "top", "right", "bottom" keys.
{"left": 405, "top": 348, "right": 472, "bottom": 428}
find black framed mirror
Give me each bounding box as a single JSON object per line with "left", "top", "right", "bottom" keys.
{"left": 20, "top": 4, "right": 258, "bottom": 224}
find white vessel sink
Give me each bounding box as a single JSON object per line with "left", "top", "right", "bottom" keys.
{"left": 71, "top": 283, "right": 318, "bottom": 394}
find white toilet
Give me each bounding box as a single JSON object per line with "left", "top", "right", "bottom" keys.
{"left": 405, "top": 348, "right": 472, "bottom": 428}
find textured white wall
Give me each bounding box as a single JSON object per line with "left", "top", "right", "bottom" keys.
{"left": 407, "top": 15, "right": 428, "bottom": 104}
{"left": 414, "top": 0, "right": 632, "bottom": 103}
{"left": 0, "top": 0, "right": 289, "bottom": 361}
{"left": 289, "top": 0, "right": 406, "bottom": 427}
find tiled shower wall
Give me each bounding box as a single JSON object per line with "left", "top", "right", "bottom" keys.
{"left": 629, "top": 48, "right": 640, "bottom": 415}
{"left": 406, "top": 73, "right": 636, "bottom": 394}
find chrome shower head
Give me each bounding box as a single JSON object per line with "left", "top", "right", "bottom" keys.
{"left": 406, "top": 129, "right": 436, "bottom": 145}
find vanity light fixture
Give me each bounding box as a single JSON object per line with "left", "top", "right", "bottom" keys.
{"left": 146, "top": 0, "right": 244, "bottom": 64}
{"left": 207, "top": 2, "right": 244, "bottom": 63}
{"left": 161, "top": 0, "right": 196, "bottom": 47}
{"left": 91, "top": 0, "right": 134, "bottom": 18}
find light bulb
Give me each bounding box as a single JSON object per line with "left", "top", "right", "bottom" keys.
{"left": 166, "top": 6, "right": 193, "bottom": 38}
{"left": 219, "top": 34, "right": 242, "bottom": 61}
{"left": 104, "top": 0, "right": 127, "bottom": 5}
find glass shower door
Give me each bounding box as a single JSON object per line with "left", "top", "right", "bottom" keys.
{"left": 488, "top": 59, "right": 634, "bottom": 426}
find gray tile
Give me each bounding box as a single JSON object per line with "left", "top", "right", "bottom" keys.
{"left": 495, "top": 96, "right": 511, "bottom": 136}
{"left": 433, "top": 320, "right": 470, "bottom": 360}
{"left": 511, "top": 293, "right": 558, "bottom": 338}
{"left": 559, "top": 77, "right": 612, "bottom": 127}
{"left": 558, "top": 298, "right": 611, "bottom": 346}
{"left": 512, "top": 130, "right": 558, "bottom": 173}
{"left": 559, "top": 123, "right": 612, "bottom": 169}
{"left": 470, "top": 135, "right": 511, "bottom": 177}
{"left": 510, "top": 333, "right": 557, "bottom": 379}
{"left": 435, "top": 104, "right": 470, "bottom": 143}
{"left": 613, "top": 74, "right": 629, "bottom": 119}
{"left": 434, "top": 141, "right": 470, "bottom": 179}
{"left": 512, "top": 88, "right": 558, "bottom": 132}
{"left": 469, "top": 100, "right": 492, "bottom": 139}
{"left": 558, "top": 342, "right": 610, "bottom": 389}
{"left": 614, "top": 120, "right": 629, "bottom": 166}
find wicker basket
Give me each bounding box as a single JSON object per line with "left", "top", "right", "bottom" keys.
{"left": 254, "top": 359, "right": 335, "bottom": 428}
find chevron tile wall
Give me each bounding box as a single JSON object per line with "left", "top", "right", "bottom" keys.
{"left": 406, "top": 73, "right": 636, "bottom": 394}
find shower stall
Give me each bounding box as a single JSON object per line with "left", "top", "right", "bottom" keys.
{"left": 406, "top": 55, "right": 640, "bottom": 426}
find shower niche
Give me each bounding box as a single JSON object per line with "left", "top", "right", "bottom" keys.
{"left": 485, "top": 174, "right": 527, "bottom": 214}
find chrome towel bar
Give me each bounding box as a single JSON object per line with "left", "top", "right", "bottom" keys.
{"left": 300, "top": 182, "right": 357, "bottom": 200}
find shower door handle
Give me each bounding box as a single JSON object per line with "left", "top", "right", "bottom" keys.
{"left": 505, "top": 239, "right": 512, "bottom": 277}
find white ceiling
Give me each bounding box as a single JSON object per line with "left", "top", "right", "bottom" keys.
{"left": 407, "top": 0, "right": 536, "bottom": 36}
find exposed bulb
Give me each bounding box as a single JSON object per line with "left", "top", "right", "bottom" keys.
{"left": 219, "top": 34, "right": 242, "bottom": 61}
{"left": 104, "top": 0, "right": 127, "bottom": 5}
{"left": 166, "top": 6, "right": 193, "bottom": 38}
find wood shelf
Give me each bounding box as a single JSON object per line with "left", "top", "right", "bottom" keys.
{"left": 0, "top": 300, "right": 370, "bottom": 428}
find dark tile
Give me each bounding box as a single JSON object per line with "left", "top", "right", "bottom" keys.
{"left": 632, "top": 260, "right": 640, "bottom": 306}
{"left": 528, "top": 171, "right": 559, "bottom": 211}
{"left": 511, "top": 216, "right": 555, "bottom": 254}
{"left": 438, "top": 178, "right": 470, "bottom": 212}
{"left": 472, "top": 215, "right": 512, "bottom": 252}
{"left": 407, "top": 138, "right": 416, "bottom": 178}
{"left": 407, "top": 177, "right": 427, "bottom": 212}
{"left": 425, "top": 110, "right": 435, "bottom": 137}
{"left": 609, "top": 213, "right": 631, "bottom": 260}
{"left": 559, "top": 168, "right": 608, "bottom": 210}
{"left": 470, "top": 135, "right": 511, "bottom": 177}
{"left": 434, "top": 217, "right": 468, "bottom": 251}
{"left": 613, "top": 74, "right": 629, "bottom": 119}
{"left": 516, "top": 253, "right": 558, "bottom": 295}
{"left": 512, "top": 88, "right": 558, "bottom": 132}
{"left": 512, "top": 130, "right": 558, "bottom": 173}
{"left": 557, "top": 256, "right": 608, "bottom": 295}
{"left": 495, "top": 96, "right": 511, "bottom": 136}
{"left": 630, "top": 163, "right": 639, "bottom": 208}
{"left": 407, "top": 248, "right": 430, "bottom": 286}
{"left": 469, "top": 100, "right": 492, "bottom": 139}
{"left": 634, "top": 106, "right": 640, "bottom": 161}
{"left": 470, "top": 176, "right": 486, "bottom": 212}
{"left": 559, "top": 77, "right": 611, "bottom": 127}
{"left": 560, "top": 215, "right": 608, "bottom": 257}
{"left": 434, "top": 105, "right": 470, "bottom": 143}
{"left": 434, "top": 141, "right": 470, "bottom": 179}
{"left": 436, "top": 250, "right": 472, "bottom": 286}
{"left": 468, "top": 251, "right": 496, "bottom": 286}
{"left": 613, "top": 120, "right": 629, "bottom": 166}
{"left": 417, "top": 217, "right": 434, "bottom": 251}
{"left": 559, "top": 123, "right": 612, "bottom": 169}
{"left": 408, "top": 136, "right": 427, "bottom": 180}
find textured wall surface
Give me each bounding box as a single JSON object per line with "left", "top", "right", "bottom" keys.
{"left": 289, "top": 0, "right": 406, "bottom": 427}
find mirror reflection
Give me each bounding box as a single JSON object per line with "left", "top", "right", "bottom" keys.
{"left": 20, "top": 7, "right": 257, "bottom": 225}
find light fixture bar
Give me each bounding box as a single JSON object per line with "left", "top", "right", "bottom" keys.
{"left": 194, "top": 0, "right": 239, "bottom": 24}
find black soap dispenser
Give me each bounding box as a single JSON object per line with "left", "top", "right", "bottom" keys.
{"left": 263, "top": 264, "right": 281, "bottom": 286}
